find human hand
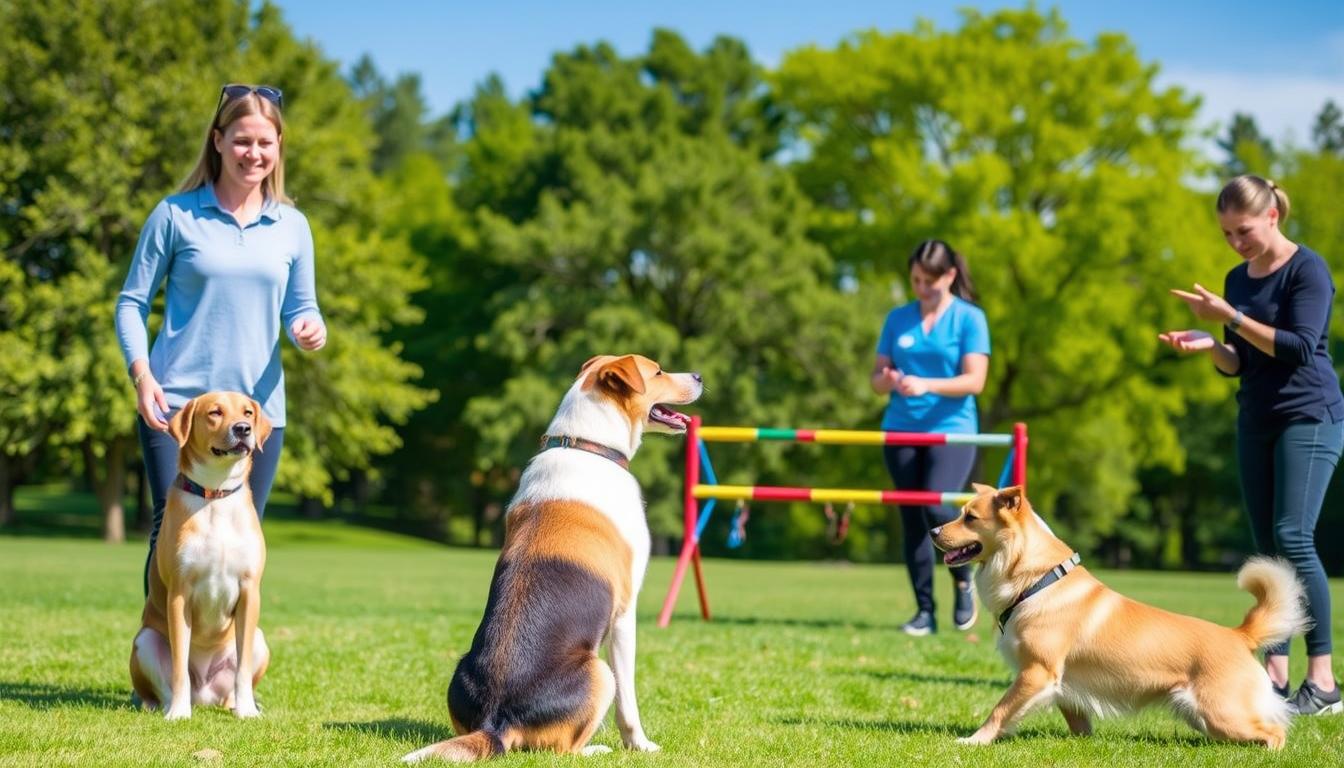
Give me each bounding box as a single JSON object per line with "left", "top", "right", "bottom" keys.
{"left": 1158, "top": 329, "right": 1216, "bottom": 353}
{"left": 875, "top": 366, "right": 903, "bottom": 393}
{"left": 137, "top": 374, "right": 170, "bottom": 431}
{"left": 895, "top": 374, "right": 929, "bottom": 397}
{"left": 291, "top": 318, "right": 327, "bottom": 351}
{"left": 1170, "top": 284, "right": 1235, "bottom": 324}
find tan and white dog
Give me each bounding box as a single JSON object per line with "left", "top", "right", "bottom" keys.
{"left": 130, "top": 391, "right": 272, "bottom": 720}
{"left": 402, "top": 354, "right": 702, "bottom": 763}
{"left": 931, "top": 483, "right": 1308, "bottom": 748}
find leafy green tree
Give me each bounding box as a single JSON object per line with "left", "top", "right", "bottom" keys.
{"left": 1311, "top": 100, "right": 1344, "bottom": 154}
{"left": 1219, "top": 112, "right": 1277, "bottom": 176}
{"left": 0, "top": 0, "right": 432, "bottom": 536}
{"left": 772, "top": 7, "right": 1233, "bottom": 555}
{"left": 457, "top": 31, "right": 885, "bottom": 544}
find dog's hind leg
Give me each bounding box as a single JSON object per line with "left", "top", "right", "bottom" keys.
{"left": 959, "top": 664, "right": 1057, "bottom": 745}
{"left": 130, "top": 628, "right": 170, "bottom": 711}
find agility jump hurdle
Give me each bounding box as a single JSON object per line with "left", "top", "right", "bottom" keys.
{"left": 656, "top": 417, "right": 1028, "bottom": 627}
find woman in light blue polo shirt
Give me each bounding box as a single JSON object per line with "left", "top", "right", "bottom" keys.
{"left": 871, "top": 239, "right": 990, "bottom": 635}
{"left": 115, "top": 85, "right": 327, "bottom": 595}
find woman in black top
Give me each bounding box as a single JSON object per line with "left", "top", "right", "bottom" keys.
{"left": 1161, "top": 175, "right": 1342, "bottom": 715}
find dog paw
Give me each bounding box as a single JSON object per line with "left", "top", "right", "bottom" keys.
{"left": 623, "top": 737, "right": 661, "bottom": 752}
{"left": 400, "top": 747, "right": 431, "bottom": 764}
{"left": 233, "top": 703, "right": 261, "bottom": 719}
{"left": 581, "top": 745, "right": 613, "bottom": 756}
{"left": 163, "top": 706, "right": 192, "bottom": 721}
{"left": 956, "top": 733, "right": 993, "bottom": 746}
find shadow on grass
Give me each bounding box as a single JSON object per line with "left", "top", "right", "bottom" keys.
{"left": 693, "top": 614, "right": 897, "bottom": 631}
{"left": 853, "top": 668, "right": 1012, "bottom": 689}
{"left": 324, "top": 718, "right": 446, "bottom": 743}
{"left": 0, "top": 681, "right": 131, "bottom": 710}
{"left": 779, "top": 715, "right": 1229, "bottom": 748}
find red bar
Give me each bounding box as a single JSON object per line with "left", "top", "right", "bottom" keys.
{"left": 691, "top": 547, "right": 710, "bottom": 620}
{"left": 879, "top": 490, "right": 947, "bottom": 505}
{"left": 794, "top": 429, "right": 816, "bottom": 442}
{"left": 658, "top": 415, "right": 705, "bottom": 628}
{"left": 1013, "top": 422, "right": 1028, "bottom": 492}
{"left": 883, "top": 431, "right": 947, "bottom": 446}
{"left": 752, "top": 486, "right": 814, "bottom": 502}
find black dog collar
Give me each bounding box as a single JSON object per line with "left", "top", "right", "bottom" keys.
{"left": 538, "top": 435, "right": 630, "bottom": 470}
{"left": 175, "top": 473, "right": 244, "bottom": 500}
{"left": 997, "top": 552, "right": 1081, "bottom": 630}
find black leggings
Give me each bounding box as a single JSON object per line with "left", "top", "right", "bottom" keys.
{"left": 883, "top": 443, "right": 977, "bottom": 613}
{"left": 137, "top": 416, "right": 285, "bottom": 597}
{"left": 1237, "top": 416, "right": 1343, "bottom": 657}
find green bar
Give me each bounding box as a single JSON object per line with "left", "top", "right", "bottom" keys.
{"left": 756, "top": 428, "right": 797, "bottom": 441}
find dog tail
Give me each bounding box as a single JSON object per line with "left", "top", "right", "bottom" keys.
{"left": 401, "top": 730, "right": 505, "bottom": 764}
{"left": 1234, "top": 556, "right": 1310, "bottom": 651}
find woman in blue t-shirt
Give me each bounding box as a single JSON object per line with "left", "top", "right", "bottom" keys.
{"left": 1161, "top": 175, "right": 1342, "bottom": 716}
{"left": 872, "top": 240, "right": 990, "bottom": 636}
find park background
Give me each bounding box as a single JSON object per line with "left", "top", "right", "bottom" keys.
{"left": 5, "top": 0, "right": 1344, "bottom": 574}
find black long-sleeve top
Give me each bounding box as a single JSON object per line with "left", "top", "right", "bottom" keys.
{"left": 1223, "top": 245, "right": 1344, "bottom": 429}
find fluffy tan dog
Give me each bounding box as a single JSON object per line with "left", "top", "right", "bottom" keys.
{"left": 931, "top": 483, "right": 1307, "bottom": 748}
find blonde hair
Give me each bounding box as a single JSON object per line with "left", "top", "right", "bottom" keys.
{"left": 179, "top": 92, "right": 291, "bottom": 205}
{"left": 1216, "top": 174, "right": 1289, "bottom": 223}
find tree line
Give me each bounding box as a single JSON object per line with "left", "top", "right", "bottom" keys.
{"left": 4, "top": 1, "right": 1344, "bottom": 572}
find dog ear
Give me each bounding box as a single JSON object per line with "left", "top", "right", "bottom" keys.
{"left": 250, "top": 398, "right": 273, "bottom": 453}
{"left": 971, "top": 482, "right": 996, "bottom": 495}
{"left": 595, "top": 355, "right": 646, "bottom": 395}
{"left": 167, "top": 398, "right": 198, "bottom": 448}
{"left": 993, "top": 485, "right": 1024, "bottom": 514}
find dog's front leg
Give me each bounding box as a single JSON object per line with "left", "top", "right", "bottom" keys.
{"left": 232, "top": 577, "right": 261, "bottom": 718}
{"left": 164, "top": 587, "right": 193, "bottom": 720}
{"left": 1059, "top": 703, "right": 1092, "bottom": 736}
{"left": 609, "top": 610, "right": 659, "bottom": 752}
{"left": 958, "top": 665, "right": 1056, "bottom": 745}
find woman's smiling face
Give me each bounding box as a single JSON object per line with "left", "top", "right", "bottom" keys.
{"left": 213, "top": 113, "right": 280, "bottom": 190}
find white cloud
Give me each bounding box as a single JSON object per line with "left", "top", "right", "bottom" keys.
{"left": 1159, "top": 68, "right": 1344, "bottom": 149}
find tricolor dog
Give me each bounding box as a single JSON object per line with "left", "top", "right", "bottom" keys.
{"left": 931, "top": 483, "right": 1308, "bottom": 748}
{"left": 130, "top": 391, "right": 272, "bottom": 720}
{"left": 403, "top": 354, "right": 702, "bottom": 762}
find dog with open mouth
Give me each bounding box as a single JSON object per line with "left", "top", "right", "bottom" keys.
{"left": 403, "top": 354, "right": 702, "bottom": 763}
{"left": 130, "top": 391, "right": 273, "bottom": 720}
{"left": 931, "top": 483, "right": 1308, "bottom": 748}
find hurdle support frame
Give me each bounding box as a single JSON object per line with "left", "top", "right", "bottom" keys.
{"left": 655, "top": 416, "right": 1028, "bottom": 627}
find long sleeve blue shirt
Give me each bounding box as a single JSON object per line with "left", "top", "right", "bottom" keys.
{"left": 1222, "top": 245, "right": 1344, "bottom": 429}
{"left": 115, "top": 184, "right": 323, "bottom": 427}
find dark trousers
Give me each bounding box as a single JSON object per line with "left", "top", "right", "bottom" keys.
{"left": 883, "top": 443, "right": 977, "bottom": 613}
{"left": 137, "top": 417, "right": 284, "bottom": 596}
{"left": 1237, "top": 415, "right": 1343, "bottom": 657}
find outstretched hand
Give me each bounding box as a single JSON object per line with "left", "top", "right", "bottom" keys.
{"left": 1158, "top": 329, "right": 1216, "bottom": 353}
{"left": 1170, "top": 283, "right": 1235, "bottom": 324}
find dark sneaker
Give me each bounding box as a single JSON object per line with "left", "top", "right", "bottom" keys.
{"left": 1288, "top": 680, "right": 1342, "bottom": 716}
{"left": 953, "top": 581, "right": 977, "bottom": 630}
{"left": 901, "top": 610, "right": 936, "bottom": 636}
{"left": 1271, "top": 681, "right": 1290, "bottom": 701}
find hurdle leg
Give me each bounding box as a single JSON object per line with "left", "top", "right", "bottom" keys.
{"left": 658, "top": 538, "right": 697, "bottom": 627}
{"left": 691, "top": 545, "right": 710, "bottom": 620}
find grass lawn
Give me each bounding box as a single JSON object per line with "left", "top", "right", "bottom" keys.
{"left": 2, "top": 521, "right": 1342, "bottom": 767}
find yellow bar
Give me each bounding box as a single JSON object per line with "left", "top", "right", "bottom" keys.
{"left": 810, "top": 488, "right": 885, "bottom": 504}
{"left": 692, "top": 485, "right": 757, "bottom": 500}
{"left": 697, "top": 427, "right": 760, "bottom": 442}
{"left": 810, "top": 429, "right": 889, "bottom": 445}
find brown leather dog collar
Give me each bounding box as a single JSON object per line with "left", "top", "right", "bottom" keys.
{"left": 538, "top": 435, "right": 630, "bottom": 470}
{"left": 175, "top": 473, "right": 244, "bottom": 500}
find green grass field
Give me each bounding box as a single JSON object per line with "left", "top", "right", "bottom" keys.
{"left": 2, "top": 520, "right": 1342, "bottom": 767}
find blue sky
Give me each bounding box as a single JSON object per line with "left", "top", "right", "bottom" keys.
{"left": 276, "top": 1, "right": 1344, "bottom": 145}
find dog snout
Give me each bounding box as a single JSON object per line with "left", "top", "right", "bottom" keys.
{"left": 691, "top": 372, "right": 702, "bottom": 383}
{"left": 930, "top": 525, "right": 942, "bottom": 537}
{"left": 231, "top": 421, "right": 252, "bottom": 438}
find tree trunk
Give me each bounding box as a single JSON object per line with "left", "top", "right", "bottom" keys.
{"left": 83, "top": 437, "right": 128, "bottom": 544}
{"left": 0, "top": 456, "right": 15, "bottom": 527}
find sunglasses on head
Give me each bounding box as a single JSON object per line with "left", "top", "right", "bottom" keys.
{"left": 216, "top": 83, "right": 284, "bottom": 112}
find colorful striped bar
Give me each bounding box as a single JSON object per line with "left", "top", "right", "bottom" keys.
{"left": 697, "top": 426, "right": 1012, "bottom": 447}
{"left": 693, "top": 484, "right": 974, "bottom": 508}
